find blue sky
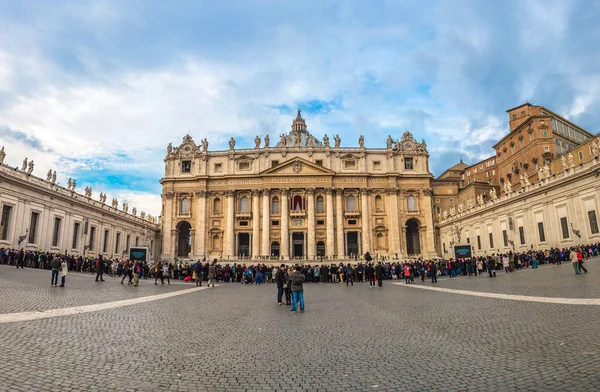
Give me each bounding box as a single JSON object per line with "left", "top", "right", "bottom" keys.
{"left": 1, "top": 0, "right": 599, "bottom": 215}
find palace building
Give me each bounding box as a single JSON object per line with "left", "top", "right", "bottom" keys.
{"left": 160, "top": 110, "right": 436, "bottom": 261}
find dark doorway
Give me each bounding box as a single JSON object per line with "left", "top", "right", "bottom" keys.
{"left": 176, "top": 221, "right": 192, "bottom": 257}
{"left": 271, "top": 241, "right": 280, "bottom": 257}
{"left": 292, "top": 232, "right": 304, "bottom": 258}
{"left": 406, "top": 219, "right": 421, "bottom": 255}
{"left": 316, "top": 241, "right": 325, "bottom": 257}
{"left": 238, "top": 233, "right": 250, "bottom": 257}
{"left": 347, "top": 231, "right": 359, "bottom": 256}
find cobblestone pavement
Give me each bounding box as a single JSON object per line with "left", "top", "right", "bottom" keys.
{"left": 1, "top": 264, "right": 600, "bottom": 391}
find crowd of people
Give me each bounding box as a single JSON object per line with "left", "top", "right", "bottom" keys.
{"left": 1, "top": 242, "right": 598, "bottom": 289}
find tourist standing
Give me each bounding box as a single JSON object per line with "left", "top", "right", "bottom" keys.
{"left": 365, "top": 263, "right": 375, "bottom": 287}
{"left": 50, "top": 256, "right": 61, "bottom": 287}
{"left": 133, "top": 261, "right": 141, "bottom": 286}
{"left": 59, "top": 257, "right": 68, "bottom": 287}
{"left": 346, "top": 264, "right": 355, "bottom": 286}
{"left": 276, "top": 264, "right": 286, "bottom": 305}
{"left": 375, "top": 262, "right": 384, "bottom": 287}
{"left": 430, "top": 261, "right": 438, "bottom": 283}
{"left": 289, "top": 265, "right": 306, "bottom": 313}
{"left": 571, "top": 250, "right": 581, "bottom": 275}
{"left": 207, "top": 261, "right": 217, "bottom": 288}
{"left": 95, "top": 255, "right": 105, "bottom": 282}
{"left": 163, "top": 262, "right": 171, "bottom": 284}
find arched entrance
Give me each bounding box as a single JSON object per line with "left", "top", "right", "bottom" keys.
{"left": 271, "top": 241, "right": 280, "bottom": 257}
{"left": 406, "top": 219, "right": 421, "bottom": 256}
{"left": 176, "top": 221, "right": 192, "bottom": 257}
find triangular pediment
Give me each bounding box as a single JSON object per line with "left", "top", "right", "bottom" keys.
{"left": 260, "top": 157, "right": 335, "bottom": 176}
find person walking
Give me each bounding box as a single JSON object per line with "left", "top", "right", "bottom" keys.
{"left": 375, "top": 262, "right": 384, "bottom": 287}
{"left": 502, "top": 254, "right": 510, "bottom": 273}
{"left": 571, "top": 249, "right": 581, "bottom": 275}
{"left": 289, "top": 265, "right": 306, "bottom": 313}
{"left": 194, "top": 261, "right": 203, "bottom": 286}
{"left": 345, "top": 264, "right": 355, "bottom": 286}
{"left": 207, "top": 261, "right": 217, "bottom": 288}
{"left": 430, "top": 261, "right": 438, "bottom": 283}
{"left": 132, "top": 261, "right": 141, "bottom": 286}
{"left": 154, "top": 262, "right": 163, "bottom": 285}
{"left": 59, "top": 257, "right": 68, "bottom": 287}
{"left": 50, "top": 256, "right": 61, "bottom": 287}
{"left": 488, "top": 255, "right": 497, "bottom": 277}
{"left": 95, "top": 255, "right": 105, "bottom": 282}
{"left": 577, "top": 250, "right": 588, "bottom": 274}
{"left": 121, "top": 260, "right": 132, "bottom": 285}
{"left": 162, "top": 262, "right": 171, "bottom": 284}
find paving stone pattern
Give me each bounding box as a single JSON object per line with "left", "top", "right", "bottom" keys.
{"left": 1, "top": 263, "right": 600, "bottom": 391}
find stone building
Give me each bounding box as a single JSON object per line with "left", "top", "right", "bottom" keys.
{"left": 0, "top": 153, "right": 160, "bottom": 260}
{"left": 434, "top": 102, "right": 600, "bottom": 256}
{"left": 161, "top": 110, "right": 436, "bottom": 261}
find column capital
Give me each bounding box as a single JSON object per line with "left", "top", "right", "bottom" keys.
{"left": 261, "top": 188, "right": 270, "bottom": 196}
{"left": 225, "top": 190, "right": 235, "bottom": 198}
{"left": 306, "top": 188, "right": 315, "bottom": 195}
{"left": 334, "top": 187, "right": 344, "bottom": 195}
{"left": 251, "top": 189, "right": 262, "bottom": 196}
{"left": 423, "top": 188, "right": 433, "bottom": 196}
{"left": 280, "top": 188, "right": 289, "bottom": 196}
{"left": 386, "top": 187, "right": 399, "bottom": 195}
{"left": 360, "top": 188, "right": 370, "bottom": 195}
{"left": 195, "top": 190, "right": 209, "bottom": 198}
{"left": 325, "top": 187, "right": 334, "bottom": 194}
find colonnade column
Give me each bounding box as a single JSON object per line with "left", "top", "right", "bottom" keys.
{"left": 252, "top": 189, "right": 260, "bottom": 258}
{"left": 335, "top": 189, "right": 345, "bottom": 258}
{"left": 226, "top": 190, "right": 235, "bottom": 259}
{"left": 388, "top": 188, "right": 401, "bottom": 259}
{"left": 195, "top": 190, "right": 207, "bottom": 259}
{"left": 360, "top": 188, "right": 371, "bottom": 254}
{"left": 325, "top": 188, "right": 335, "bottom": 259}
{"left": 307, "top": 188, "right": 316, "bottom": 259}
{"left": 162, "top": 192, "right": 174, "bottom": 258}
{"left": 261, "top": 189, "right": 270, "bottom": 257}
{"left": 422, "top": 189, "right": 436, "bottom": 258}
{"left": 280, "top": 189, "right": 289, "bottom": 260}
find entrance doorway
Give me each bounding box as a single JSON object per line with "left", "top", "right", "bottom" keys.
{"left": 346, "top": 231, "right": 359, "bottom": 256}
{"left": 271, "top": 241, "right": 280, "bottom": 257}
{"left": 292, "top": 232, "right": 304, "bottom": 258}
{"left": 238, "top": 233, "right": 250, "bottom": 257}
{"left": 406, "top": 219, "right": 421, "bottom": 255}
{"left": 316, "top": 241, "right": 325, "bottom": 257}
{"left": 176, "top": 221, "right": 192, "bottom": 257}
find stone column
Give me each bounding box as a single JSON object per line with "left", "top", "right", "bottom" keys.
{"left": 225, "top": 190, "right": 235, "bottom": 258}
{"left": 195, "top": 191, "right": 207, "bottom": 259}
{"left": 307, "top": 188, "right": 316, "bottom": 259}
{"left": 421, "top": 189, "right": 437, "bottom": 258}
{"left": 162, "top": 192, "right": 175, "bottom": 258}
{"left": 252, "top": 189, "right": 260, "bottom": 259}
{"left": 325, "top": 188, "right": 335, "bottom": 259}
{"left": 360, "top": 188, "right": 371, "bottom": 254}
{"left": 261, "top": 189, "right": 270, "bottom": 257}
{"left": 280, "top": 189, "right": 289, "bottom": 260}
{"left": 388, "top": 188, "right": 401, "bottom": 259}
{"left": 335, "top": 189, "right": 345, "bottom": 258}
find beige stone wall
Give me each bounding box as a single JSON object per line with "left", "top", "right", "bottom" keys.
{"left": 0, "top": 165, "right": 160, "bottom": 260}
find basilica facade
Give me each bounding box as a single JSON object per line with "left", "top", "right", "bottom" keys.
{"left": 161, "top": 111, "right": 436, "bottom": 261}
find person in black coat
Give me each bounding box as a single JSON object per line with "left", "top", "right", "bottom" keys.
{"left": 375, "top": 262, "right": 384, "bottom": 287}
{"left": 365, "top": 263, "right": 375, "bottom": 287}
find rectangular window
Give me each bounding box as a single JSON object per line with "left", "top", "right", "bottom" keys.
{"left": 502, "top": 230, "right": 508, "bottom": 247}
{"left": 519, "top": 226, "right": 525, "bottom": 245}
{"left": 544, "top": 146, "right": 550, "bottom": 152}
{"left": 466, "top": 237, "right": 470, "bottom": 244}
{"left": 271, "top": 220, "right": 279, "bottom": 226}
{"left": 103, "top": 230, "right": 109, "bottom": 253}
{"left": 315, "top": 160, "right": 323, "bottom": 167}
{"left": 181, "top": 160, "right": 191, "bottom": 173}
{"left": 538, "top": 222, "right": 546, "bottom": 242}
{"left": 52, "top": 217, "right": 62, "bottom": 247}
{"left": 489, "top": 233, "right": 494, "bottom": 248}
{"left": 443, "top": 243, "right": 446, "bottom": 253}
{"left": 28, "top": 212, "right": 39, "bottom": 244}
{"left": 239, "top": 161, "right": 250, "bottom": 170}
{"left": 239, "top": 221, "right": 249, "bottom": 227}
{"left": 348, "top": 219, "right": 357, "bottom": 225}
{"left": 344, "top": 160, "right": 356, "bottom": 169}
{"left": 373, "top": 161, "right": 381, "bottom": 170}
{"left": 316, "top": 220, "right": 325, "bottom": 226}
{"left": 271, "top": 160, "right": 279, "bottom": 167}
{"left": 477, "top": 235, "right": 481, "bottom": 250}
{"left": 126, "top": 235, "right": 130, "bottom": 251}
{"left": 404, "top": 158, "right": 414, "bottom": 170}
{"left": 578, "top": 151, "right": 584, "bottom": 161}
{"left": 72, "top": 222, "right": 80, "bottom": 249}
{"left": 560, "top": 217, "right": 569, "bottom": 239}
{"left": 115, "top": 232, "right": 121, "bottom": 254}
{"left": 0, "top": 205, "right": 12, "bottom": 241}
{"left": 89, "top": 227, "right": 96, "bottom": 251}
{"left": 135, "top": 237, "right": 139, "bottom": 247}
{"left": 435, "top": 206, "right": 441, "bottom": 214}
{"left": 214, "top": 163, "right": 223, "bottom": 172}
{"left": 588, "top": 210, "right": 599, "bottom": 234}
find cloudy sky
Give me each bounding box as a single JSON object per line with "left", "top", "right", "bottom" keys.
{"left": 1, "top": 0, "right": 599, "bottom": 216}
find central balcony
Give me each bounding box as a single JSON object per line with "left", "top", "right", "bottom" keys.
{"left": 235, "top": 212, "right": 252, "bottom": 219}
{"left": 290, "top": 209, "right": 306, "bottom": 218}
{"left": 344, "top": 210, "right": 361, "bottom": 218}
